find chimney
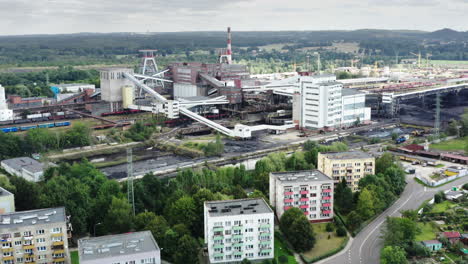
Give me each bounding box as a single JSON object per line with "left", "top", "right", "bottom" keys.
{"left": 227, "top": 27, "right": 232, "bottom": 64}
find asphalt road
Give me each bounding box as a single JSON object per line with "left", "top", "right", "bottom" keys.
{"left": 318, "top": 175, "right": 468, "bottom": 264}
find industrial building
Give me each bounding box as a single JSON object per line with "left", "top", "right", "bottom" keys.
{"left": 0, "top": 85, "right": 13, "bottom": 121}
{"left": 78, "top": 231, "right": 161, "bottom": 264}
{"left": 0, "top": 186, "right": 15, "bottom": 214}
{"left": 0, "top": 207, "right": 71, "bottom": 264}
{"left": 317, "top": 151, "right": 375, "bottom": 191}
{"left": 269, "top": 170, "right": 334, "bottom": 223}
{"left": 50, "top": 83, "right": 96, "bottom": 94}
{"left": 1, "top": 157, "right": 48, "bottom": 182}
{"left": 204, "top": 198, "right": 274, "bottom": 263}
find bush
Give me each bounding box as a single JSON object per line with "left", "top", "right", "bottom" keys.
{"left": 336, "top": 226, "right": 347, "bottom": 237}
{"left": 278, "top": 255, "right": 288, "bottom": 264}
{"left": 326, "top": 222, "right": 334, "bottom": 232}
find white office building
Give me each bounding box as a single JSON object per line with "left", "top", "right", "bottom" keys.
{"left": 78, "top": 231, "right": 161, "bottom": 264}
{"left": 0, "top": 84, "right": 13, "bottom": 122}
{"left": 293, "top": 75, "right": 370, "bottom": 130}
{"left": 204, "top": 198, "right": 274, "bottom": 263}
{"left": 269, "top": 170, "right": 334, "bottom": 223}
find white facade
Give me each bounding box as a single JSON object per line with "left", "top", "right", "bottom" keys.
{"left": 173, "top": 83, "right": 198, "bottom": 98}
{"left": 0, "top": 187, "right": 15, "bottom": 214}
{"left": 296, "top": 75, "right": 371, "bottom": 130}
{"left": 55, "top": 84, "right": 95, "bottom": 93}
{"left": 100, "top": 68, "right": 135, "bottom": 103}
{"left": 0, "top": 84, "right": 13, "bottom": 121}
{"left": 1, "top": 157, "right": 45, "bottom": 182}
{"left": 341, "top": 89, "right": 371, "bottom": 126}
{"left": 269, "top": 170, "right": 334, "bottom": 223}
{"left": 299, "top": 75, "right": 343, "bottom": 129}
{"left": 204, "top": 198, "right": 274, "bottom": 263}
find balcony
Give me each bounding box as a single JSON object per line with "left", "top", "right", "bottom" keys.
{"left": 322, "top": 189, "right": 332, "bottom": 193}
{"left": 52, "top": 241, "right": 64, "bottom": 246}
{"left": 213, "top": 244, "right": 224, "bottom": 249}
{"left": 283, "top": 206, "right": 292, "bottom": 211}
{"left": 53, "top": 258, "right": 66, "bottom": 262}
{"left": 300, "top": 190, "right": 309, "bottom": 195}
{"left": 322, "top": 210, "right": 331, "bottom": 214}
{"left": 23, "top": 244, "right": 35, "bottom": 250}
{"left": 284, "top": 191, "right": 293, "bottom": 195}
{"left": 53, "top": 249, "right": 65, "bottom": 254}
{"left": 299, "top": 205, "right": 309, "bottom": 209}
{"left": 213, "top": 227, "right": 224, "bottom": 232}
{"left": 51, "top": 233, "right": 63, "bottom": 237}
{"left": 322, "top": 196, "right": 331, "bottom": 200}
{"left": 23, "top": 236, "right": 34, "bottom": 240}
{"left": 299, "top": 198, "right": 309, "bottom": 202}
{"left": 284, "top": 198, "right": 293, "bottom": 203}
{"left": 303, "top": 211, "right": 309, "bottom": 215}
{"left": 322, "top": 203, "right": 331, "bottom": 207}
{"left": 232, "top": 226, "right": 242, "bottom": 231}
{"left": 2, "top": 256, "right": 14, "bottom": 261}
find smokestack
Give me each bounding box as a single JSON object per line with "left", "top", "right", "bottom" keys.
{"left": 227, "top": 27, "right": 232, "bottom": 64}
{"left": 0, "top": 85, "right": 6, "bottom": 110}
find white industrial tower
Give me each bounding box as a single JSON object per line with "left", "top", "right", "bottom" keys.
{"left": 138, "top": 49, "right": 168, "bottom": 93}
{"left": 0, "top": 84, "right": 13, "bottom": 121}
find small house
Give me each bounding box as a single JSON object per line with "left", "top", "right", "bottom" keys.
{"left": 440, "top": 231, "right": 461, "bottom": 244}
{"left": 421, "top": 240, "right": 443, "bottom": 251}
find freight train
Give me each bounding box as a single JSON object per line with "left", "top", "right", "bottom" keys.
{"left": 1, "top": 122, "right": 71, "bottom": 133}
{"left": 101, "top": 109, "right": 143, "bottom": 117}
{"left": 0, "top": 112, "right": 81, "bottom": 127}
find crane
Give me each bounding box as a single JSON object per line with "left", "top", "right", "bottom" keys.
{"left": 410, "top": 52, "right": 422, "bottom": 68}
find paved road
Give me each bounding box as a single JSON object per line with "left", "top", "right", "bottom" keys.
{"left": 318, "top": 175, "right": 468, "bottom": 264}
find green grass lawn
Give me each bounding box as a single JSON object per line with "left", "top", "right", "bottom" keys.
{"left": 71, "top": 251, "right": 79, "bottom": 264}
{"left": 415, "top": 222, "right": 438, "bottom": 241}
{"left": 302, "top": 223, "right": 347, "bottom": 261}
{"left": 431, "top": 201, "right": 457, "bottom": 213}
{"left": 430, "top": 137, "right": 467, "bottom": 151}
{"left": 274, "top": 235, "right": 297, "bottom": 264}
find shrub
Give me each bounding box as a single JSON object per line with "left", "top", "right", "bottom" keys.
{"left": 326, "top": 222, "right": 334, "bottom": 232}
{"left": 278, "top": 255, "right": 288, "bottom": 264}
{"left": 336, "top": 226, "right": 347, "bottom": 237}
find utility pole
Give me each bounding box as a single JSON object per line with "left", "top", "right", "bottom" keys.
{"left": 434, "top": 93, "right": 441, "bottom": 137}
{"left": 127, "top": 148, "right": 135, "bottom": 216}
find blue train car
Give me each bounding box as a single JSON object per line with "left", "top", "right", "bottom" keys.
{"left": 1, "top": 127, "right": 18, "bottom": 133}
{"left": 20, "top": 125, "right": 38, "bottom": 131}
{"left": 55, "top": 121, "right": 71, "bottom": 127}
{"left": 38, "top": 123, "right": 55, "bottom": 128}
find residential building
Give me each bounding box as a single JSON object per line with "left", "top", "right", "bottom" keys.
{"left": 1, "top": 157, "right": 47, "bottom": 182}
{"left": 204, "top": 198, "right": 274, "bottom": 263}
{"left": 269, "top": 170, "right": 334, "bottom": 223}
{"left": 317, "top": 151, "right": 375, "bottom": 191}
{"left": 78, "top": 231, "right": 160, "bottom": 264}
{"left": 293, "top": 75, "right": 370, "bottom": 130}
{"left": 0, "top": 187, "right": 15, "bottom": 214}
{"left": 440, "top": 232, "right": 461, "bottom": 245}
{"left": 421, "top": 240, "right": 442, "bottom": 251}
{"left": 0, "top": 207, "right": 71, "bottom": 264}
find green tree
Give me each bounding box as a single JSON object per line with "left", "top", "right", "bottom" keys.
{"left": 134, "top": 211, "right": 157, "bottom": 230}
{"left": 446, "top": 119, "right": 459, "bottom": 136}
{"left": 335, "top": 178, "right": 354, "bottom": 214}
{"left": 381, "top": 246, "right": 407, "bottom": 264}
{"left": 383, "top": 166, "right": 406, "bottom": 195}
{"left": 357, "top": 188, "right": 375, "bottom": 220}
{"left": 145, "top": 216, "right": 170, "bottom": 242}
{"left": 376, "top": 153, "right": 395, "bottom": 174}
{"left": 383, "top": 217, "right": 420, "bottom": 248}
{"left": 279, "top": 208, "right": 315, "bottom": 252}
{"left": 104, "top": 196, "right": 133, "bottom": 234}
{"left": 173, "top": 235, "right": 199, "bottom": 264}
{"left": 168, "top": 196, "right": 197, "bottom": 230}
{"left": 400, "top": 210, "right": 418, "bottom": 221}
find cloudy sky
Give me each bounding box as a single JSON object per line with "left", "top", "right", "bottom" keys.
{"left": 0, "top": 0, "right": 466, "bottom": 35}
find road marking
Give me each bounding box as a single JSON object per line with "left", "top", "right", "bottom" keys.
{"left": 358, "top": 193, "right": 414, "bottom": 258}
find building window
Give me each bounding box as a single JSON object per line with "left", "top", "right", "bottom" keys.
{"left": 36, "top": 238, "right": 46, "bottom": 243}
{"left": 36, "top": 229, "right": 45, "bottom": 235}
{"left": 14, "top": 241, "right": 22, "bottom": 246}
{"left": 51, "top": 227, "right": 62, "bottom": 234}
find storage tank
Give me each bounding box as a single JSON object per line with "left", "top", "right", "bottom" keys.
{"left": 122, "top": 85, "right": 134, "bottom": 109}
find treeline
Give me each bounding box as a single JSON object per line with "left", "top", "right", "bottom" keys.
{"left": 334, "top": 153, "right": 406, "bottom": 234}
{"left": 0, "top": 123, "right": 92, "bottom": 159}
{"left": 0, "top": 66, "right": 99, "bottom": 97}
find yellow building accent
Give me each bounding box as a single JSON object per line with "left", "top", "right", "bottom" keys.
{"left": 23, "top": 244, "right": 35, "bottom": 250}
{"left": 53, "top": 257, "right": 66, "bottom": 262}
{"left": 444, "top": 170, "right": 458, "bottom": 176}
{"left": 53, "top": 249, "right": 65, "bottom": 254}
{"left": 52, "top": 241, "right": 64, "bottom": 246}
{"left": 2, "top": 247, "right": 14, "bottom": 252}
{"left": 51, "top": 233, "right": 63, "bottom": 237}
{"left": 2, "top": 256, "right": 14, "bottom": 261}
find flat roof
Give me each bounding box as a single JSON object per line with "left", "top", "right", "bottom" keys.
{"left": 205, "top": 198, "right": 272, "bottom": 217}
{"left": 342, "top": 88, "right": 364, "bottom": 96}
{"left": 78, "top": 231, "right": 159, "bottom": 262}
{"left": 1, "top": 157, "right": 44, "bottom": 173}
{"left": 0, "top": 207, "right": 66, "bottom": 228}
{"left": 319, "top": 151, "right": 373, "bottom": 160}
{"left": 54, "top": 83, "right": 94, "bottom": 87}
{"left": 0, "top": 187, "right": 13, "bottom": 197}
{"left": 270, "top": 170, "right": 331, "bottom": 183}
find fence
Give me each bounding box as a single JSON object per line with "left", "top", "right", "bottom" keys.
{"left": 416, "top": 171, "right": 467, "bottom": 187}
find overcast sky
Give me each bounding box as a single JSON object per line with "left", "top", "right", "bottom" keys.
{"left": 0, "top": 0, "right": 466, "bottom": 35}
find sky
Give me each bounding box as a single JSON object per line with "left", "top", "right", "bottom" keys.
{"left": 0, "top": 0, "right": 466, "bottom": 35}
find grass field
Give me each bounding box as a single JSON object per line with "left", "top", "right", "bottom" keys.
{"left": 415, "top": 222, "right": 438, "bottom": 241}
{"left": 431, "top": 60, "right": 468, "bottom": 65}
{"left": 71, "top": 251, "right": 79, "bottom": 264}
{"left": 430, "top": 137, "right": 467, "bottom": 151}
{"left": 431, "top": 201, "right": 457, "bottom": 213}
{"left": 274, "top": 235, "right": 298, "bottom": 264}
{"left": 302, "top": 223, "right": 347, "bottom": 261}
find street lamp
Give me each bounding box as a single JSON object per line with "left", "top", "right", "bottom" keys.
{"left": 93, "top": 222, "right": 102, "bottom": 237}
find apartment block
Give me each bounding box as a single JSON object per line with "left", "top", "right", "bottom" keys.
{"left": 204, "top": 198, "right": 274, "bottom": 263}
{"left": 0, "top": 187, "right": 15, "bottom": 214}
{"left": 269, "top": 170, "right": 334, "bottom": 223}
{"left": 317, "top": 151, "right": 375, "bottom": 191}
{"left": 0, "top": 207, "right": 71, "bottom": 264}
{"left": 78, "top": 231, "right": 160, "bottom": 264}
